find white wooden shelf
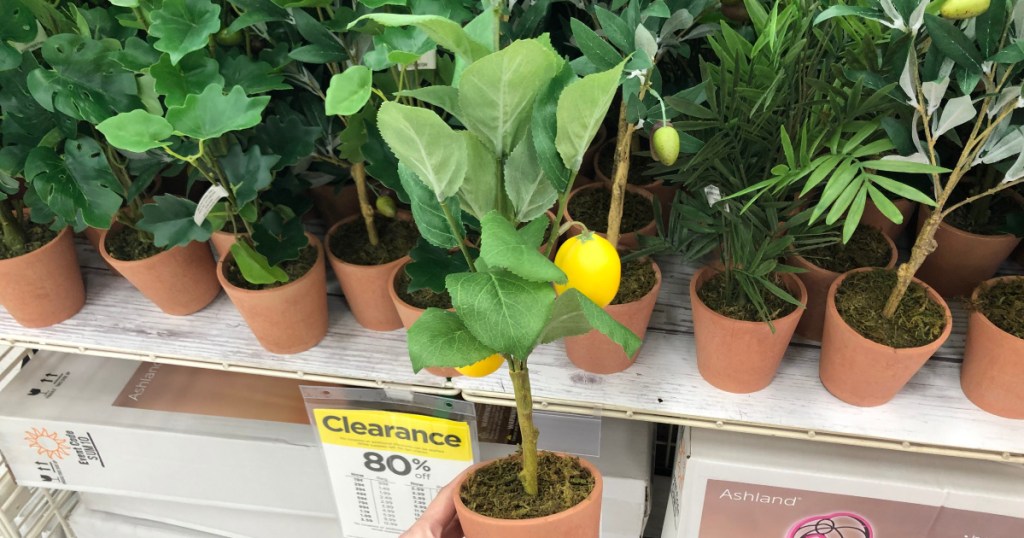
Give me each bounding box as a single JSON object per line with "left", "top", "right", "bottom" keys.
{"left": 0, "top": 239, "right": 458, "bottom": 396}
{"left": 2, "top": 238, "right": 1023, "bottom": 464}
{"left": 454, "top": 256, "right": 1024, "bottom": 465}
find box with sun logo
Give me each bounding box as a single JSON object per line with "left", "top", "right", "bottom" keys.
{"left": 661, "top": 428, "right": 1024, "bottom": 538}
{"left": 0, "top": 350, "right": 338, "bottom": 518}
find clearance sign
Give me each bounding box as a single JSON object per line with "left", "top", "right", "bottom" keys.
{"left": 313, "top": 409, "right": 475, "bottom": 538}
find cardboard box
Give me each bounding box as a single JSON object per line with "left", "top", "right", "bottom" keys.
{"left": 662, "top": 428, "right": 1024, "bottom": 538}
{"left": 0, "top": 351, "right": 338, "bottom": 518}
{"left": 0, "top": 352, "right": 651, "bottom": 536}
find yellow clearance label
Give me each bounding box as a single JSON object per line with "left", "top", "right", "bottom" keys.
{"left": 314, "top": 409, "right": 473, "bottom": 462}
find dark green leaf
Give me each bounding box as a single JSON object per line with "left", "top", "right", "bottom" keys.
{"left": 479, "top": 212, "right": 565, "bottom": 284}
{"left": 991, "top": 42, "right": 1024, "bottom": 63}
{"left": 594, "top": 7, "right": 633, "bottom": 52}
{"left": 288, "top": 44, "right": 345, "bottom": 64}
{"left": 398, "top": 164, "right": 461, "bottom": 249}
{"left": 23, "top": 139, "right": 123, "bottom": 231}
{"left": 253, "top": 114, "right": 319, "bottom": 169}
{"left": 291, "top": 9, "right": 346, "bottom": 63}
{"left": 407, "top": 309, "right": 496, "bottom": 372}
{"left": 138, "top": 194, "right": 213, "bottom": 247}
{"left": 220, "top": 144, "right": 279, "bottom": 206}
{"left": 149, "top": 0, "right": 222, "bottom": 65}
{"left": 114, "top": 37, "right": 161, "bottom": 72}
{"left": 406, "top": 239, "right": 468, "bottom": 293}
{"left": 531, "top": 62, "right": 575, "bottom": 190}
{"left": 151, "top": 51, "right": 224, "bottom": 108}
{"left": 0, "top": 1, "right": 38, "bottom": 42}
{"left": 220, "top": 54, "right": 290, "bottom": 95}
{"left": 538, "top": 288, "right": 642, "bottom": 356}
{"left": 226, "top": 0, "right": 288, "bottom": 34}
{"left": 447, "top": 269, "right": 555, "bottom": 358}
{"left": 923, "top": 13, "right": 983, "bottom": 74}
{"left": 252, "top": 210, "right": 307, "bottom": 266}
{"left": 976, "top": 0, "right": 1008, "bottom": 58}
{"left": 569, "top": 18, "right": 622, "bottom": 71}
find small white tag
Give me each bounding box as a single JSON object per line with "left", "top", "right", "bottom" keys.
{"left": 704, "top": 185, "right": 722, "bottom": 205}
{"left": 193, "top": 184, "right": 229, "bottom": 225}
{"left": 405, "top": 49, "right": 436, "bottom": 71}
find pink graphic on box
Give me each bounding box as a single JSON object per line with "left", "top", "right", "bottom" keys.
{"left": 787, "top": 512, "right": 873, "bottom": 538}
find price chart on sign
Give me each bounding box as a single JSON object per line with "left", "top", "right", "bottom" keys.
{"left": 314, "top": 408, "right": 475, "bottom": 538}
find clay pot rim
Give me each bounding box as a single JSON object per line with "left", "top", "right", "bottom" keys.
{"left": 690, "top": 266, "right": 808, "bottom": 327}
{"left": 920, "top": 206, "right": 1020, "bottom": 242}
{"left": 98, "top": 223, "right": 186, "bottom": 266}
{"left": 564, "top": 182, "right": 658, "bottom": 235}
{"left": 608, "top": 258, "right": 662, "bottom": 309}
{"left": 788, "top": 226, "right": 899, "bottom": 277}
{"left": 0, "top": 225, "right": 72, "bottom": 264}
{"left": 324, "top": 211, "right": 414, "bottom": 270}
{"left": 970, "top": 275, "right": 1024, "bottom": 342}
{"left": 591, "top": 140, "right": 666, "bottom": 188}
{"left": 827, "top": 267, "right": 953, "bottom": 352}
{"left": 216, "top": 232, "right": 323, "bottom": 295}
{"left": 452, "top": 452, "right": 602, "bottom": 526}
{"left": 387, "top": 258, "right": 421, "bottom": 314}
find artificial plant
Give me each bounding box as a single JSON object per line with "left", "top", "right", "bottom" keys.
{"left": 821, "top": 0, "right": 1024, "bottom": 316}
{"left": 368, "top": 4, "right": 639, "bottom": 495}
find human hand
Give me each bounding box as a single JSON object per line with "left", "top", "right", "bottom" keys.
{"left": 401, "top": 482, "right": 462, "bottom": 538}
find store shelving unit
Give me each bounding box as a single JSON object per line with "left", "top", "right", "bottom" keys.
{"left": 0, "top": 239, "right": 1022, "bottom": 464}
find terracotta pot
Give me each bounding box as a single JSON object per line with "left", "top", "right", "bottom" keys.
{"left": 819, "top": 268, "right": 952, "bottom": 407}
{"left": 915, "top": 207, "right": 1022, "bottom": 297}
{"left": 690, "top": 268, "right": 806, "bottom": 393}
{"left": 387, "top": 261, "right": 461, "bottom": 378}
{"left": 326, "top": 213, "right": 412, "bottom": 331}
{"left": 83, "top": 227, "right": 104, "bottom": 251}
{"left": 218, "top": 233, "right": 328, "bottom": 354}
{"left": 961, "top": 276, "right": 1024, "bottom": 419}
{"left": 591, "top": 140, "right": 678, "bottom": 214}
{"left": 564, "top": 183, "right": 658, "bottom": 251}
{"left": 210, "top": 230, "right": 237, "bottom": 259}
{"left": 860, "top": 197, "right": 915, "bottom": 240}
{"left": 564, "top": 261, "right": 661, "bottom": 374}
{"left": 0, "top": 227, "right": 85, "bottom": 327}
{"left": 787, "top": 231, "right": 898, "bottom": 342}
{"left": 309, "top": 183, "right": 359, "bottom": 226}
{"left": 100, "top": 226, "right": 220, "bottom": 316}
{"left": 453, "top": 454, "right": 602, "bottom": 538}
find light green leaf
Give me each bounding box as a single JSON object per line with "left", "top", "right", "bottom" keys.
{"left": 447, "top": 270, "right": 556, "bottom": 359}
{"left": 866, "top": 184, "right": 903, "bottom": 225}
{"left": 866, "top": 174, "right": 936, "bottom": 206}
{"left": 166, "top": 84, "right": 270, "bottom": 141}
{"left": 24, "top": 140, "right": 123, "bottom": 232}
{"left": 842, "top": 184, "right": 868, "bottom": 243}
{"left": 395, "top": 86, "right": 462, "bottom": 121}
{"left": 350, "top": 14, "right": 489, "bottom": 62}
{"left": 230, "top": 241, "right": 288, "bottom": 284}
{"left": 556, "top": 60, "right": 625, "bottom": 172}
{"left": 479, "top": 212, "right": 565, "bottom": 284}
{"left": 325, "top": 66, "right": 372, "bottom": 116}
{"left": 505, "top": 135, "right": 557, "bottom": 222}
{"left": 407, "top": 309, "right": 497, "bottom": 372}
{"left": 149, "top": 0, "right": 222, "bottom": 66}
{"left": 858, "top": 159, "right": 948, "bottom": 174}
{"left": 97, "top": 110, "right": 173, "bottom": 153}
{"left": 110, "top": 0, "right": 140, "bottom": 6}
{"left": 457, "top": 133, "right": 500, "bottom": 220}
{"left": 137, "top": 195, "right": 213, "bottom": 248}
{"left": 635, "top": 24, "right": 658, "bottom": 62}
{"left": 220, "top": 144, "right": 279, "bottom": 207}
{"left": 458, "top": 39, "right": 559, "bottom": 155}
{"left": 398, "top": 164, "right": 461, "bottom": 249}
{"left": 538, "top": 288, "right": 642, "bottom": 356}
{"left": 378, "top": 102, "right": 466, "bottom": 200}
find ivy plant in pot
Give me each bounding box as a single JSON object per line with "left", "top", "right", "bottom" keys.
{"left": 98, "top": 83, "right": 328, "bottom": 354}
{"left": 371, "top": 12, "right": 640, "bottom": 533}
{"left": 817, "top": 0, "right": 1024, "bottom": 406}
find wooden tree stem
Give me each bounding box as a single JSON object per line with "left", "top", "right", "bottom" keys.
{"left": 606, "top": 99, "right": 635, "bottom": 248}
{"left": 352, "top": 162, "right": 378, "bottom": 246}
{"left": 509, "top": 366, "right": 539, "bottom": 496}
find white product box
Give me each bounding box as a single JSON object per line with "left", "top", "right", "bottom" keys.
{"left": 71, "top": 503, "right": 221, "bottom": 538}
{"left": 0, "top": 351, "right": 338, "bottom": 518}
{"left": 662, "top": 428, "right": 1024, "bottom": 538}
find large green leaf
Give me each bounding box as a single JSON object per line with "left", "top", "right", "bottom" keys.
{"left": 457, "top": 39, "right": 559, "bottom": 155}
{"left": 1, "top": 0, "right": 38, "bottom": 42}
{"left": 220, "top": 54, "right": 290, "bottom": 95}
{"left": 23, "top": 140, "right": 123, "bottom": 232}
{"left": 505, "top": 135, "right": 557, "bottom": 223}
{"left": 253, "top": 114, "right": 319, "bottom": 169}
{"left": 539, "top": 288, "right": 642, "bottom": 356}
{"left": 150, "top": 52, "right": 224, "bottom": 107}
{"left": 149, "top": 0, "right": 222, "bottom": 66}
{"left": 138, "top": 195, "right": 213, "bottom": 248}
{"left": 97, "top": 109, "right": 174, "bottom": 153}
{"left": 407, "top": 309, "right": 497, "bottom": 372}
{"left": 531, "top": 62, "right": 575, "bottom": 190}
{"left": 923, "top": 14, "right": 983, "bottom": 74}
{"left": 230, "top": 240, "right": 288, "bottom": 284}
{"left": 166, "top": 84, "right": 270, "bottom": 141}
{"left": 28, "top": 34, "right": 140, "bottom": 124}
{"left": 220, "top": 144, "right": 278, "bottom": 206}
{"left": 556, "top": 60, "right": 624, "bottom": 171}
{"left": 447, "top": 270, "right": 555, "bottom": 359}
{"left": 569, "top": 17, "right": 623, "bottom": 71}
{"left": 378, "top": 102, "right": 466, "bottom": 200}
{"left": 325, "top": 66, "right": 372, "bottom": 116}
{"left": 252, "top": 210, "right": 307, "bottom": 266}
{"left": 478, "top": 212, "right": 565, "bottom": 284}
{"left": 457, "top": 132, "right": 500, "bottom": 220}
{"left": 350, "top": 14, "right": 489, "bottom": 62}
{"left": 398, "top": 164, "right": 461, "bottom": 249}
